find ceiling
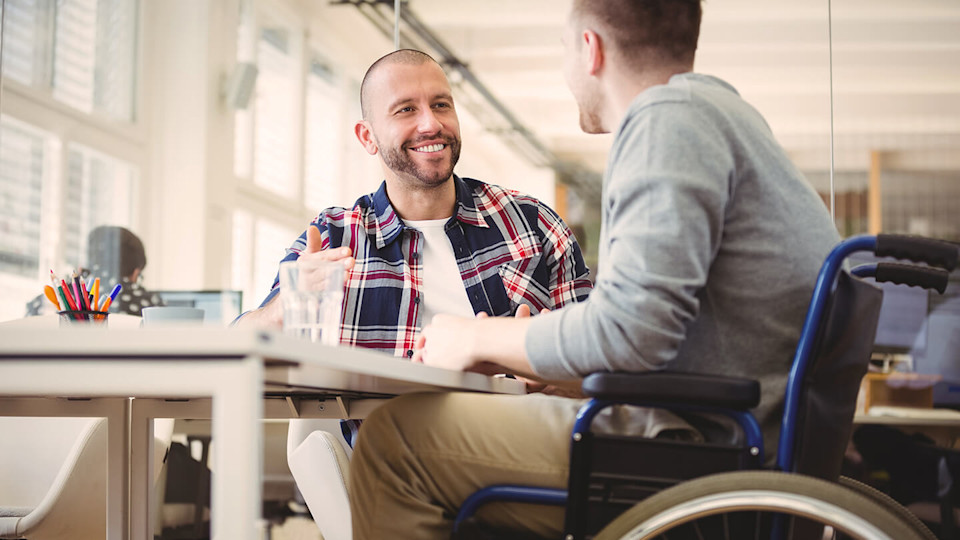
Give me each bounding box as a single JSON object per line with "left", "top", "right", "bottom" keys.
{"left": 349, "top": 0, "right": 960, "bottom": 192}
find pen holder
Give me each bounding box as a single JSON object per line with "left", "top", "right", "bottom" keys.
{"left": 59, "top": 310, "right": 109, "bottom": 326}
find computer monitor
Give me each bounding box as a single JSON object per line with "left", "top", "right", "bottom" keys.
{"left": 853, "top": 252, "right": 960, "bottom": 407}
{"left": 873, "top": 281, "right": 929, "bottom": 353}
{"left": 154, "top": 290, "right": 243, "bottom": 326}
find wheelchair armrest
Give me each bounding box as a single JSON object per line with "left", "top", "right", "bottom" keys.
{"left": 582, "top": 372, "right": 761, "bottom": 410}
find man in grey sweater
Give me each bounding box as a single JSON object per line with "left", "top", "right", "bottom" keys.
{"left": 348, "top": 1, "right": 841, "bottom": 538}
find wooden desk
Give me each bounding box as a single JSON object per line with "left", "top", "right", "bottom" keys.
{"left": 855, "top": 408, "right": 960, "bottom": 447}
{"left": 0, "top": 327, "right": 524, "bottom": 540}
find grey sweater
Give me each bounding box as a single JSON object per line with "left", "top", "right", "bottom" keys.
{"left": 526, "top": 73, "right": 840, "bottom": 454}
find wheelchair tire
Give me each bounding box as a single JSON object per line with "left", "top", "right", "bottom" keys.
{"left": 837, "top": 475, "right": 939, "bottom": 540}
{"left": 593, "top": 471, "right": 930, "bottom": 540}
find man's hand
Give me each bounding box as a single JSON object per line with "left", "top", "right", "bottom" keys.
{"left": 299, "top": 226, "right": 355, "bottom": 270}
{"left": 236, "top": 225, "right": 354, "bottom": 327}
{"left": 417, "top": 314, "right": 482, "bottom": 371}
{"left": 414, "top": 303, "right": 545, "bottom": 378}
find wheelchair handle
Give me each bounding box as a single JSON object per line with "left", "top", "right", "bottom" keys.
{"left": 876, "top": 234, "right": 958, "bottom": 271}
{"left": 875, "top": 263, "right": 950, "bottom": 294}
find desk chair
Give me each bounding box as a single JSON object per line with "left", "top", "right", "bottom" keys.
{"left": 0, "top": 418, "right": 106, "bottom": 540}
{"left": 454, "top": 234, "right": 958, "bottom": 539}
{"left": 286, "top": 419, "right": 353, "bottom": 540}
{"left": 0, "top": 416, "right": 175, "bottom": 540}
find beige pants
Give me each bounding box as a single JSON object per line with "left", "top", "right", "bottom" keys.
{"left": 349, "top": 392, "right": 583, "bottom": 539}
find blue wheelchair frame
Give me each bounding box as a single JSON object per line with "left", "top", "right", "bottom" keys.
{"left": 453, "top": 234, "right": 958, "bottom": 538}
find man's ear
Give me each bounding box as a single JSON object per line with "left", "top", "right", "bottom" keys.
{"left": 583, "top": 28, "right": 604, "bottom": 76}
{"left": 354, "top": 121, "right": 379, "bottom": 155}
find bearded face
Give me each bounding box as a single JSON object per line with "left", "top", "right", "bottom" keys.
{"left": 376, "top": 130, "right": 462, "bottom": 187}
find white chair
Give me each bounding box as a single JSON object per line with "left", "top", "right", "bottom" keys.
{"left": 0, "top": 417, "right": 107, "bottom": 540}
{"left": 286, "top": 420, "right": 353, "bottom": 540}
{"left": 0, "top": 416, "right": 176, "bottom": 540}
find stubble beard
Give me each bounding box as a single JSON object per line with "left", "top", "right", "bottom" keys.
{"left": 379, "top": 135, "right": 462, "bottom": 188}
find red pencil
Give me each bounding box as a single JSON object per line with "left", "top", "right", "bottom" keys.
{"left": 60, "top": 280, "right": 79, "bottom": 311}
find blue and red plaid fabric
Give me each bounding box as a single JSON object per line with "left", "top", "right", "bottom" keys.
{"left": 260, "top": 175, "right": 593, "bottom": 358}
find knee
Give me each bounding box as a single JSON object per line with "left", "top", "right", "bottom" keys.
{"left": 355, "top": 393, "right": 433, "bottom": 454}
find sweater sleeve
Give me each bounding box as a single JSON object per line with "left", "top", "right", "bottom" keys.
{"left": 525, "top": 101, "right": 734, "bottom": 379}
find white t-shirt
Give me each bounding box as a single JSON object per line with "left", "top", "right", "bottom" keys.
{"left": 402, "top": 218, "right": 475, "bottom": 325}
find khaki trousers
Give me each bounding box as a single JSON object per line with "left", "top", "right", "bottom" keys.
{"left": 349, "top": 392, "right": 585, "bottom": 539}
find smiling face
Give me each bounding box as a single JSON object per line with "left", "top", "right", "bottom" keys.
{"left": 356, "top": 60, "right": 462, "bottom": 190}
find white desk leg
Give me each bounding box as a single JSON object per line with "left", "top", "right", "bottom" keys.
{"left": 130, "top": 399, "right": 155, "bottom": 540}
{"left": 105, "top": 398, "right": 131, "bottom": 540}
{"left": 210, "top": 356, "right": 264, "bottom": 540}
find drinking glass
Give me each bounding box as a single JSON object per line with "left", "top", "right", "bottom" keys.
{"left": 279, "top": 258, "right": 345, "bottom": 345}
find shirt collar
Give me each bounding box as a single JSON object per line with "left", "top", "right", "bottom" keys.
{"left": 370, "top": 175, "right": 489, "bottom": 248}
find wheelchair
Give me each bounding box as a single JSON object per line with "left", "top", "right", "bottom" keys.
{"left": 453, "top": 234, "right": 959, "bottom": 540}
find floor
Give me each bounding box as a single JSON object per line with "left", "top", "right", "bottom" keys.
{"left": 271, "top": 516, "right": 323, "bottom": 540}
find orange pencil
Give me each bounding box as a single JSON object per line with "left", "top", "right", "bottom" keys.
{"left": 92, "top": 278, "right": 101, "bottom": 311}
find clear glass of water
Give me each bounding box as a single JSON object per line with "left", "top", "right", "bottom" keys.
{"left": 279, "top": 258, "right": 345, "bottom": 345}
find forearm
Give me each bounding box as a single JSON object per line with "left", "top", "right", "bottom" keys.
{"left": 470, "top": 316, "right": 536, "bottom": 377}
{"left": 234, "top": 294, "right": 282, "bottom": 328}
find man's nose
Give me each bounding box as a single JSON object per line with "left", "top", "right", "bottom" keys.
{"left": 416, "top": 109, "right": 442, "bottom": 133}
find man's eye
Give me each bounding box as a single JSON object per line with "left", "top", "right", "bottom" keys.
{"left": 434, "top": 102, "right": 450, "bottom": 109}
{"left": 397, "top": 107, "right": 414, "bottom": 114}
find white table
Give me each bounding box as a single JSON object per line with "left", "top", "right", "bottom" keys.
{"left": 0, "top": 327, "right": 525, "bottom": 540}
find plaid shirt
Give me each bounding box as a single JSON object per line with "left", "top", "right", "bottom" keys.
{"left": 261, "top": 176, "right": 592, "bottom": 358}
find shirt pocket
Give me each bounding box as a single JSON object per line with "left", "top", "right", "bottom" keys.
{"left": 497, "top": 249, "right": 552, "bottom": 313}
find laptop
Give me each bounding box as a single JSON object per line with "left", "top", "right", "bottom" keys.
{"left": 154, "top": 290, "right": 243, "bottom": 326}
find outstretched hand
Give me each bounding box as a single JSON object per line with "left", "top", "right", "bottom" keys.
{"left": 301, "top": 225, "right": 355, "bottom": 270}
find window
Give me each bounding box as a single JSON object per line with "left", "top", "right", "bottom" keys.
{"left": 232, "top": 209, "right": 297, "bottom": 312}
{"left": 1, "top": 0, "right": 139, "bottom": 121}
{"left": 0, "top": 118, "right": 49, "bottom": 280}
{"left": 303, "top": 55, "right": 343, "bottom": 212}
{"left": 250, "top": 25, "right": 302, "bottom": 199}
{"left": 0, "top": 0, "right": 49, "bottom": 86}
{"left": 0, "top": 0, "right": 141, "bottom": 321}
{"left": 61, "top": 144, "right": 137, "bottom": 269}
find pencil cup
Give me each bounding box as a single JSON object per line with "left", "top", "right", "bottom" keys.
{"left": 59, "top": 310, "right": 109, "bottom": 326}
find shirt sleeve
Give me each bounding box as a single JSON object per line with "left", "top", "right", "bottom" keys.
{"left": 525, "top": 102, "right": 733, "bottom": 379}
{"left": 536, "top": 202, "right": 593, "bottom": 309}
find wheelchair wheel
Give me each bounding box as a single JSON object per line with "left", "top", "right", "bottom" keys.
{"left": 837, "top": 475, "right": 938, "bottom": 540}
{"left": 593, "top": 471, "right": 930, "bottom": 540}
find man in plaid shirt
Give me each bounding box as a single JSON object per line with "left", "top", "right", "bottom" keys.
{"left": 237, "top": 48, "right": 591, "bottom": 540}
{"left": 241, "top": 49, "right": 592, "bottom": 357}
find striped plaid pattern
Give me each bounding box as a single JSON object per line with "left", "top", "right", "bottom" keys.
{"left": 260, "top": 175, "right": 592, "bottom": 358}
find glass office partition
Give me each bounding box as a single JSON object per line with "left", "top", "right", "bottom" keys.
{"left": 828, "top": 0, "right": 959, "bottom": 242}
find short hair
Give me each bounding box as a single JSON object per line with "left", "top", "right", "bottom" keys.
{"left": 572, "top": 0, "right": 702, "bottom": 68}
{"left": 86, "top": 225, "right": 147, "bottom": 279}
{"left": 359, "top": 49, "right": 441, "bottom": 119}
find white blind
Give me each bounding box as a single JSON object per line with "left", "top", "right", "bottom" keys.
{"left": 252, "top": 27, "right": 299, "bottom": 199}
{"left": 93, "top": 0, "right": 137, "bottom": 119}
{"left": 232, "top": 211, "right": 297, "bottom": 313}
{"left": 0, "top": 118, "right": 46, "bottom": 278}
{"left": 303, "top": 57, "right": 342, "bottom": 213}
{"left": 254, "top": 217, "right": 296, "bottom": 309}
{"left": 1, "top": 0, "right": 138, "bottom": 121}
{"left": 52, "top": 0, "right": 98, "bottom": 112}
{"left": 0, "top": 0, "right": 45, "bottom": 86}
{"left": 232, "top": 209, "right": 254, "bottom": 310}
{"left": 61, "top": 144, "right": 137, "bottom": 270}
